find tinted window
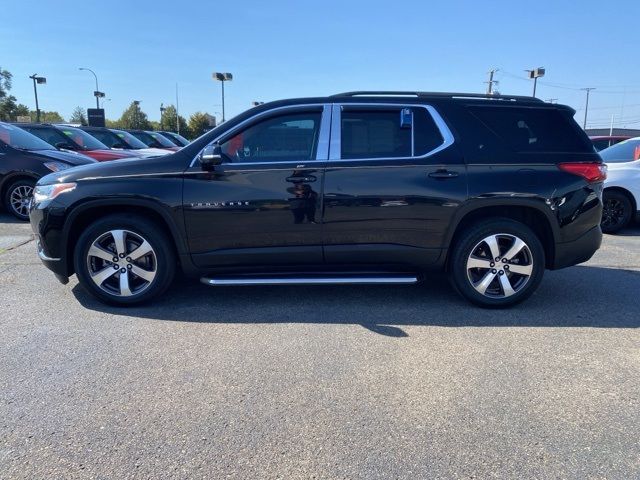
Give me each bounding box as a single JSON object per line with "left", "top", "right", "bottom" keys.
{"left": 341, "top": 109, "right": 411, "bottom": 159}
{"left": 20, "top": 126, "right": 73, "bottom": 148}
{"left": 221, "top": 111, "right": 321, "bottom": 163}
{"left": 148, "top": 132, "right": 177, "bottom": 147}
{"left": 413, "top": 107, "right": 444, "bottom": 155}
{"left": 0, "top": 123, "right": 54, "bottom": 150}
{"left": 85, "top": 129, "right": 123, "bottom": 148}
{"left": 59, "top": 127, "right": 109, "bottom": 150}
{"left": 599, "top": 138, "right": 640, "bottom": 163}
{"left": 470, "top": 106, "right": 592, "bottom": 153}
{"left": 111, "top": 130, "right": 149, "bottom": 149}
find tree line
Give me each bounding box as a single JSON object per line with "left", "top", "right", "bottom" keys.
{"left": 0, "top": 67, "right": 214, "bottom": 139}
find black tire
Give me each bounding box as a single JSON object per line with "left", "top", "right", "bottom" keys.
{"left": 3, "top": 179, "right": 36, "bottom": 221}
{"left": 601, "top": 190, "right": 632, "bottom": 234}
{"left": 73, "top": 214, "right": 176, "bottom": 306}
{"left": 448, "top": 218, "right": 545, "bottom": 308}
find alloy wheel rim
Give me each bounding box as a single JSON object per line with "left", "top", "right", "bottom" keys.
{"left": 9, "top": 185, "right": 34, "bottom": 218}
{"left": 466, "top": 233, "right": 533, "bottom": 298}
{"left": 602, "top": 198, "right": 625, "bottom": 228}
{"left": 86, "top": 229, "right": 157, "bottom": 297}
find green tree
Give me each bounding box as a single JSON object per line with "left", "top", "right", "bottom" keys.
{"left": 160, "top": 105, "right": 188, "bottom": 135}
{"left": 105, "top": 119, "right": 122, "bottom": 129}
{"left": 0, "top": 67, "right": 12, "bottom": 100}
{"left": 30, "top": 111, "right": 65, "bottom": 123}
{"left": 188, "top": 112, "right": 212, "bottom": 139}
{"left": 69, "top": 106, "right": 87, "bottom": 125}
{"left": 117, "top": 102, "right": 151, "bottom": 130}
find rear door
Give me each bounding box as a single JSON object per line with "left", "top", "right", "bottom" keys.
{"left": 322, "top": 103, "right": 466, "bottom": 268}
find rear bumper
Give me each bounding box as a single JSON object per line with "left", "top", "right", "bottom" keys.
{"left": 552, "top": 225, "right": 602, "bottom": 270}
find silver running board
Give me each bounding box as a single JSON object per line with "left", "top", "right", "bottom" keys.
{"left": 200, "top": 275, "right": 418, "bottom": 286}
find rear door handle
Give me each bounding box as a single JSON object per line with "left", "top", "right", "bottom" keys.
{"left": 428, "top": 170, "right": 459, "bottom": 179}
{"left": 286, "top": 175, "right": 317, "bottom": 183}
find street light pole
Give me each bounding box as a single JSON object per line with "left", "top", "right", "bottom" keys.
{"left": 29, "top": 74, "right": 46, "bottom": 123}
{"left": 79, "top": 67, "right": 103, "bottom": 109}
{"left": 582, "top": 88, "right": 595, "bottom": 129}
{"left": 212, "top": 72, "right": 233, "bottom": 122}
{"left": 133, "top": 100, "right": 141, "bottom": 128}
{"left": 160, "top": 103, "right": 166, "bottom": 130}
{"left": 525, "top": 67, "right": 545, "bottom": 97}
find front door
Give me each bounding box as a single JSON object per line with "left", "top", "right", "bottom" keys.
{"left": 183, "top": 105, "right": 330, "bottom": 268}
{"left": 322, "top": 103, "right": 467, "bottom": 268}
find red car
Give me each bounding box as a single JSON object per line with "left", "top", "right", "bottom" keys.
{"left": 16, "top": 124, "right": 139, "bottom": 162}
{"left": 590, "top": 135, "right": 631, "bottom": 152}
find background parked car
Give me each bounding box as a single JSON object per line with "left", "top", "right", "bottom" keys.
{"left": 590, "top": 135, "right": 631, "bottom": 152}
{"left": 158, "top": 131, "right": 190, "bottom": 147}
{"left": 0, "top": 122, "right": 95, "bottom": 220}
{"left": 16, "top": 123, "right": 138, "bottom": 162}
{"left": 600, "top": 137, "right": 640, "bottom": 233}
{"left": 79, "top": 127, "right": 170, "bottom": 158}
{"left": 126, "top": 130, "right": 181, "bottom": 151}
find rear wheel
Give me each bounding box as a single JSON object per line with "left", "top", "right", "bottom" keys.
{"left": 74, "top": 214, "right": 176, "bottom": 306}
{"left": 4, "top": 179, "right": 36, "bottom": 221}
{"left": 601, "top": 190, "right": 632, "bottom": 234}
{"left": 448, "top": 219, "right": 545, "bottom": 307}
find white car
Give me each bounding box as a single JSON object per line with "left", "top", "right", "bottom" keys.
{"left": 600, "top": 137, "right": 640, "bottom": 233}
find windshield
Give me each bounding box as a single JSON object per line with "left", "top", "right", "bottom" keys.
{"left": 599, "top": 138, "right": 640, "bottom": 163}
{"left": 162, "top": 132, "right": 189, "bottom": 146}
{"left": 59, "top": 127, "right": 109, "bottom": 150}
{"left": 129, "top": 130, "right": 157, "bottom": 147}
{"left": 148, "top": 132, "right": 177, "bottom": 147}
{"left": 19, "top": 125, "right": 77, "bottom": 150}
{"left": 112, "top": 130, "right": 149, "bottom": 149}
{"left": 0, "top": 123, "right": 55, "bottom": 150}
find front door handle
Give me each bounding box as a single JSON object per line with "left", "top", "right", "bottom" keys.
{"left": 428, "top": 170, "right": 459, "bottom": 179}
{"left": 286, "top": 175, "right": 317, "bottom": 183}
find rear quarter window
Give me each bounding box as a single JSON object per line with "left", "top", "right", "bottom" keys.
{"left": 469, "top": 106, "right": 592, "bottom": 153}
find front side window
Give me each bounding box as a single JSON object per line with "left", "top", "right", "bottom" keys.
{"left": 220, "top": 111, "right": 322, "bottom": 163}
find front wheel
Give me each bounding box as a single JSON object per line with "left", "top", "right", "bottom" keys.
{"left": 4, "top": 179, "right": 36, "bottom": 221}
{"left": 448, "top": 219, "right": 545, "bottom": 308}
{"left": 74, "top": 214, "right": 176, "bottom": 306}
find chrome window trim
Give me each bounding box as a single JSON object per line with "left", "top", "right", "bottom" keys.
{"left": 190, "top": 104, "right": 331, "bottom": 168}
{"left": 329, "top": 103, "right": 455, "bottom": 162}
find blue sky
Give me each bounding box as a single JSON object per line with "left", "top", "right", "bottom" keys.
{"left": 2, "top": 0, "right": 639, "bottom": 129}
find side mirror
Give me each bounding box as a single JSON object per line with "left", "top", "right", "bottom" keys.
{"left": 200, "top": 143, "right": 223, "bottom": 170}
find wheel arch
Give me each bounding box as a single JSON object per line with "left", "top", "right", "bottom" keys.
{"left": 0, "top": 172, "right": 39, "bottom": 200}
{"left": 445, "top": 201, "right": 557, "bottom": 269}
{"left": 603, "top": 186, "right": 637, "bottom": 213}
{"left": 63, "top": 199, "right": 189, "bottom": 276}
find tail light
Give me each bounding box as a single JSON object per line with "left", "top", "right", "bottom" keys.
{"left": 558, "top": 163, "right": 607, "bottom": 183}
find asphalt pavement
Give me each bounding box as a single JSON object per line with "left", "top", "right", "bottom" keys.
{"left": 1, "top": 213, "right": 638, "bottom": 479}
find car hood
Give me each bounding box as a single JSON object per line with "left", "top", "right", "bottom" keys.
{"left": 37, "top": 151, "right": 186, "bottom": 186}
{"left": 132, "top": 147, "right": 172, "bottom": 158}
{"left": 30, "top": 148, "right": 96, "bottom": 166}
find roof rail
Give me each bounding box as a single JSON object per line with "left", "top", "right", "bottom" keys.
{"left": 331, "top": 91, "right": 544, "bottom": 102}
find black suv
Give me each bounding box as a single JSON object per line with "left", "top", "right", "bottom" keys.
{"left": 29, "top": 92, "right": 605, "bottom": 307}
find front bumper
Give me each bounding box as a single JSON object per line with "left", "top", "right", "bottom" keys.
{"left": 30, "top": 202, "right": 69, "bottom": 283}
{"left": 552, "top": 224, "right": 602, "bottom": 270}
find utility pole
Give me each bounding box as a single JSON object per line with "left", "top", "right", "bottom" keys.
{"left": 581, "top": 88, "right": 595, "bottom": 129}
{"left": 29, "top": 74, "right": 46, "bottom": 122}
{"left": 175, "top": 83, "right": 180, "bottom": 135}
{"left": 485, "top": 69, "right": 499, "bottom": 95}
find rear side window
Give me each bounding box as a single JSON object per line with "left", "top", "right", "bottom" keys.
{"left": 341, "top": 107, "right": 444, "bottom": 160}
{"left": 469, "top": 106, "right": 591, "bottom": 153}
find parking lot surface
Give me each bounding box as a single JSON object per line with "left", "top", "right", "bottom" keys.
{"left": 1, "top": 213, "right": 639, "bottom": 479}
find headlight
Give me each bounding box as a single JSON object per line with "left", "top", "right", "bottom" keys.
{"left": 43, "top": 161, "right": 71, "bottom": 172}
{"left": 33, "top": 183, "right": 77, "bottom": 203}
